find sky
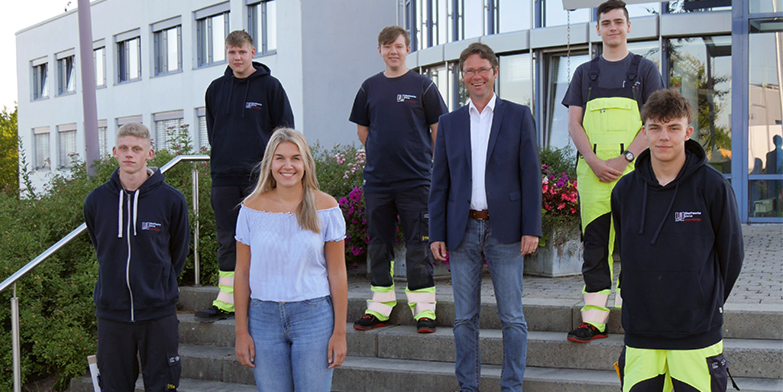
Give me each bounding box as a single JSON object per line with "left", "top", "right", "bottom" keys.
{"left": 0, "top": 0, "right": 76, "bottom": 112}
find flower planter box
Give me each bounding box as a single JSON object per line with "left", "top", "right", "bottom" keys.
{"left": 524, "top": 227, "right": 583, "bottom": 277}
{"left": 366, "top": 244, "right": 451, "bottom": 281}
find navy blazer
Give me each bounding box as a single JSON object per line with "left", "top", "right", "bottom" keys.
{"left": 429, "top": 98, "right": 542, "bottom": 249}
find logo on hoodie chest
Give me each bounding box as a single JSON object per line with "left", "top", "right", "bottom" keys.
{"left": 674, "top": 211, "right": 702, "bottom": 222}
{"left": 141, "top": 222, "right": 162, "bottom": 231}
{"left": 396, "top": 94, "right": 418, "bottom": 103}
{"left": 245, "top": 102, "right": 263, "bottom": 110}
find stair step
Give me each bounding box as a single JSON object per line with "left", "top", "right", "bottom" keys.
{"left": 333, "top": 357, "right": 783, "bottom": 392}
{"left": 177, "top": 312, "right": 783, "bottom": 380}
{"left": 69, "top": 376, "right": 257, "bottom": 392}
{"left": 178, "top": 287, "right": 783, "bottom": 340}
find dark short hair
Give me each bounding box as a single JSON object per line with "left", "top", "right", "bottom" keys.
{"left": 378, "top": 26, "right": 410, "bottom": 47}
{"left": 458, "top": 42, "right": 498, "bottom": 72}
{"left": 597, "top": 0, "right": 629, "bottom": 23}
{"left": 641, "top": 88, "right": 694, "bottom": 124}
{"left": 225, "top": 30, "right": 255, "bottom": 50}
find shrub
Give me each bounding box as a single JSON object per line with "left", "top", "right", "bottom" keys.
{"left": 0, "top": 128, "right": 216, "bottom": 389}
{"left": 539, "top": 145, "right": 580, "bottom": 246}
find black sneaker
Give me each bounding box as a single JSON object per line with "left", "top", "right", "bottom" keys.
{"left": 416, "top": 317, "right": 436, "bottom": 334}
{"left": 353, "top": 314, "right": 389, "bottom": 331}
{"left": 567, "top": 322, "right": 608, "bottom": 343}
{"left": 194, "top": 305, "right": 234, "bottom": 323}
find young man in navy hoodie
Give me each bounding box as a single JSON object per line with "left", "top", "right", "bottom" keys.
{"left": 611, "top": 89, "right": 744, "bottom": 391}
{"left": 197, "top": 30, "right": 295, "bottom": 322}
{"left": 84, "top": 123, "right": 190, "bottom": 391}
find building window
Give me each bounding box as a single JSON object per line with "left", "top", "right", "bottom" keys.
{"left": 544, "top": 51, "right": 590, "bottom": 149}
{"left": 248, "top": 0, "right": 277, "bottom": 55}
{"left": 153, "top": 110, "right": 184, "bottom": 151}
{"left": 498, "top": 53, "right": 534, "bottom": 110}
{"left": 667, "top": 36, "right": 732, "bottom": 175}
{"left": 196, "top": 3, "right": 230, "bottom": 66}
{"left": 748, "top": 19, "right": 782, "bottom": 218}
{"left": 116, "top": 30, "right": 141, "bottom": 83}
{"left": 56, "top": 51, "right": 76, "bottom": 96}
{"left": 668, "top": 0, "right": 731, "bottom": 13}
{"left": 33, "top": 127, "right": 50, "bottom": 170}
{"left": 31, "top": 59, "right": 49, "bottom": 100}
{"left": 94, "top": 45, "right": 106, "bottom": 87}
{"left": 497, "top": 0, "right": 532, "bottom": 33}
{"left": 196, "top": 107, "right": 210, "bottom": 151}
{"left": 98, "top": 120, "right": 109, "bottom": 156}
{"left": 153, "top": 17, "right": 182, "bottom": 76}
{"left": 58, "top": 124, "right": 78, "bottom": 168}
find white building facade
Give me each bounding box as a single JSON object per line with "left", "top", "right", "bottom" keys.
{"left": 17, "top": 0, "right": 395, "bottom": 188}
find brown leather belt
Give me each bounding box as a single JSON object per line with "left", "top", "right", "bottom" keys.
{"left": 468, "top": 209, "right": 489, "bottom": 220}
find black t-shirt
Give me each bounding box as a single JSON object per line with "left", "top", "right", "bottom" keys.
{"left": 349, "top": 71, "right": 448, "bottom": 192}
{"left": 562, "top": 53, "right": 664, "bottom": 112}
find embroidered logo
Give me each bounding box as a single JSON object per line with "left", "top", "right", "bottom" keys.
{"left": 141, "top": 222, "right": 162, "bottom": 231}
{"left": 674, "top": 211, "right": 702, "bottom": 222}
{"left": 245, "top": 102, "right": 263, "bottom": 109}
{"left": 168, "top": 355, "right": 180, "bottom": 366}
{"left": 396, "top": 94, "right": 417, "bottom": 103}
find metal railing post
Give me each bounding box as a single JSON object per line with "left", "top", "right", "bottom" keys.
{"left": 12, "top": 283, "right": 21, "bottom": 392}
{"left": 192, "top": 163, "right": 200, "bottom": 286}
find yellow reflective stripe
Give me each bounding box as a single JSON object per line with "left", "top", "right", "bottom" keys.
{"left": 367, "top": 301, "right": 394, "bottom": 317}
{"left": 371, "top": 285, "right": 396, "bottom": 293}
{"left": 583, "top": 320, "right": 606, "bottom": 332}
{"left": 218, "top": 270, "right": 235, "bottom": 278}
{"left": 213, "top": 298, "right": 234, "bottom": 312}
{"left": 414, "top": 309, "right": 436, "bottom": 321}
{"left": 364, "top": 309, "right": 390, "bottom": 322}
{"left": 581, "top": 304, "right": 610, "bottom": 325}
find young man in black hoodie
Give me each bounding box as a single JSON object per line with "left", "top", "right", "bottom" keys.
{"left": 197, "top": 30, "right": 295, "bottom": 322}
{"left": 84, "top": 123, "right": 190, "bottom": 390}
{"left": 611, "top": 89, "right": 743, "bottom": 391}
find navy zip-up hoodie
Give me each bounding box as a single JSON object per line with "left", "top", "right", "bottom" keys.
{"left": 611, "top": 140, "right": 744, "bottom": 349}
{"left": 85, "top": 168, "right": 190, "bottom": 323}
{"left": 205, "top": 62, "right": 295, "bottom": 187}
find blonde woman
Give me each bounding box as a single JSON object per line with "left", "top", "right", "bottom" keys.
{"left": 234, "top": 128, "right": 348, "bottom": 391}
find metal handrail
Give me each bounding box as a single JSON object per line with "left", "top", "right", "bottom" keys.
{"left": 0, "top": 154, "right": 210, "bottom": 392}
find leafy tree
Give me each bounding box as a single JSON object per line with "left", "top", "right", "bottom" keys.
{"left": 0, "top": 106, "right": 18, "bottom": 193}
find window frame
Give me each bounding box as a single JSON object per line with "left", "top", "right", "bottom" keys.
{"left": 31, "top": 58, "right": 49, "bottom": 101}
{"left": 152, "top": 17, "right": 183, "bottom": 76}
{"left": 33, "top": 126, "right": 50, "bottom": 170}
{"left": 93, "top": 41, "right": 106, "bottom": 88}
{"left": 115, "top": 30, "right": 142, "bottom": 84}
{"left": 57, "top": 123, "right": 78, "bottom": 168}
{"left": 247, "top": 0, "right": 278, "bottom": 56}
{"left": 196, "top": 3, "right": 230, "bottom": 67}
{"left": 56, "top": 50, "right": 76, "bottom": 96}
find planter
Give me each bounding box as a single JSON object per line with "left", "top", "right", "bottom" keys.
{"left": 367, "top": 244, "right": 451, "bottom": 281}
{"left": 524, "top": 227, "right": 583, "bottom": 277}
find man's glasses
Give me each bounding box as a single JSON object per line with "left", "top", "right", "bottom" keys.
{"left": 462, "top": 67, "right": 493, "bottom": 77}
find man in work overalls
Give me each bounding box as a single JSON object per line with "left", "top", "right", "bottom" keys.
{"left": 562, "top": 0, "right": 664, "bottom": 343}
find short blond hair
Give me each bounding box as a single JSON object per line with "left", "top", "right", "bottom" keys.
{"left": 117, "top": 122, "right": 151, "bottom": 142}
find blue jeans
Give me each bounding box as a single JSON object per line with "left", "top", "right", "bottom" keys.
{"left": 247, "top": 296, "right": 334, "bottom": 391}
{"left": 450, "top": 218, "right": 528, "bottom": 391}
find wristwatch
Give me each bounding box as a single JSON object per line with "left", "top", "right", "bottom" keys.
{"left": 623, "top": 150, "right": 635, "bottom": 163}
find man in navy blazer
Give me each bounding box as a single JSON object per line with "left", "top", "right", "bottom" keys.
{"left": 429, "top": 42, "right": 542, "bottom": 391}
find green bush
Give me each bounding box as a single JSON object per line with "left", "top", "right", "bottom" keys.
{"left": 0, "top": 137, "right": 373, "bottom": 389}
{"left": 0, "top": 136, "right": 217, "bottom": 389}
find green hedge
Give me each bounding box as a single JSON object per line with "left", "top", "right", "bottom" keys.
{"left": 0, "top": 138, "right": 372, "bottom": 389}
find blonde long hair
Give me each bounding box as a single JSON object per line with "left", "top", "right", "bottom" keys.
{"left": 246, "top": 128, "right": 321, "bottom": 233}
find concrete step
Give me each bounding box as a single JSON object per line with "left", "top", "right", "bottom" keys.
{"left": 333, "top": 357, "right": 783, "bottom": 392}
{"left": 69, "top": 375, "right": 257, "bottom": 391}
{"left": 179, "top": 286, "right": 783, "bottom": 340}
{"left": 177, "top": 312, "right": 783, "bottom": 380}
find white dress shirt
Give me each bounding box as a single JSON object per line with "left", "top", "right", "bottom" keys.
{"left": 468, "top": 93, "right": 497, "bottom": 211}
